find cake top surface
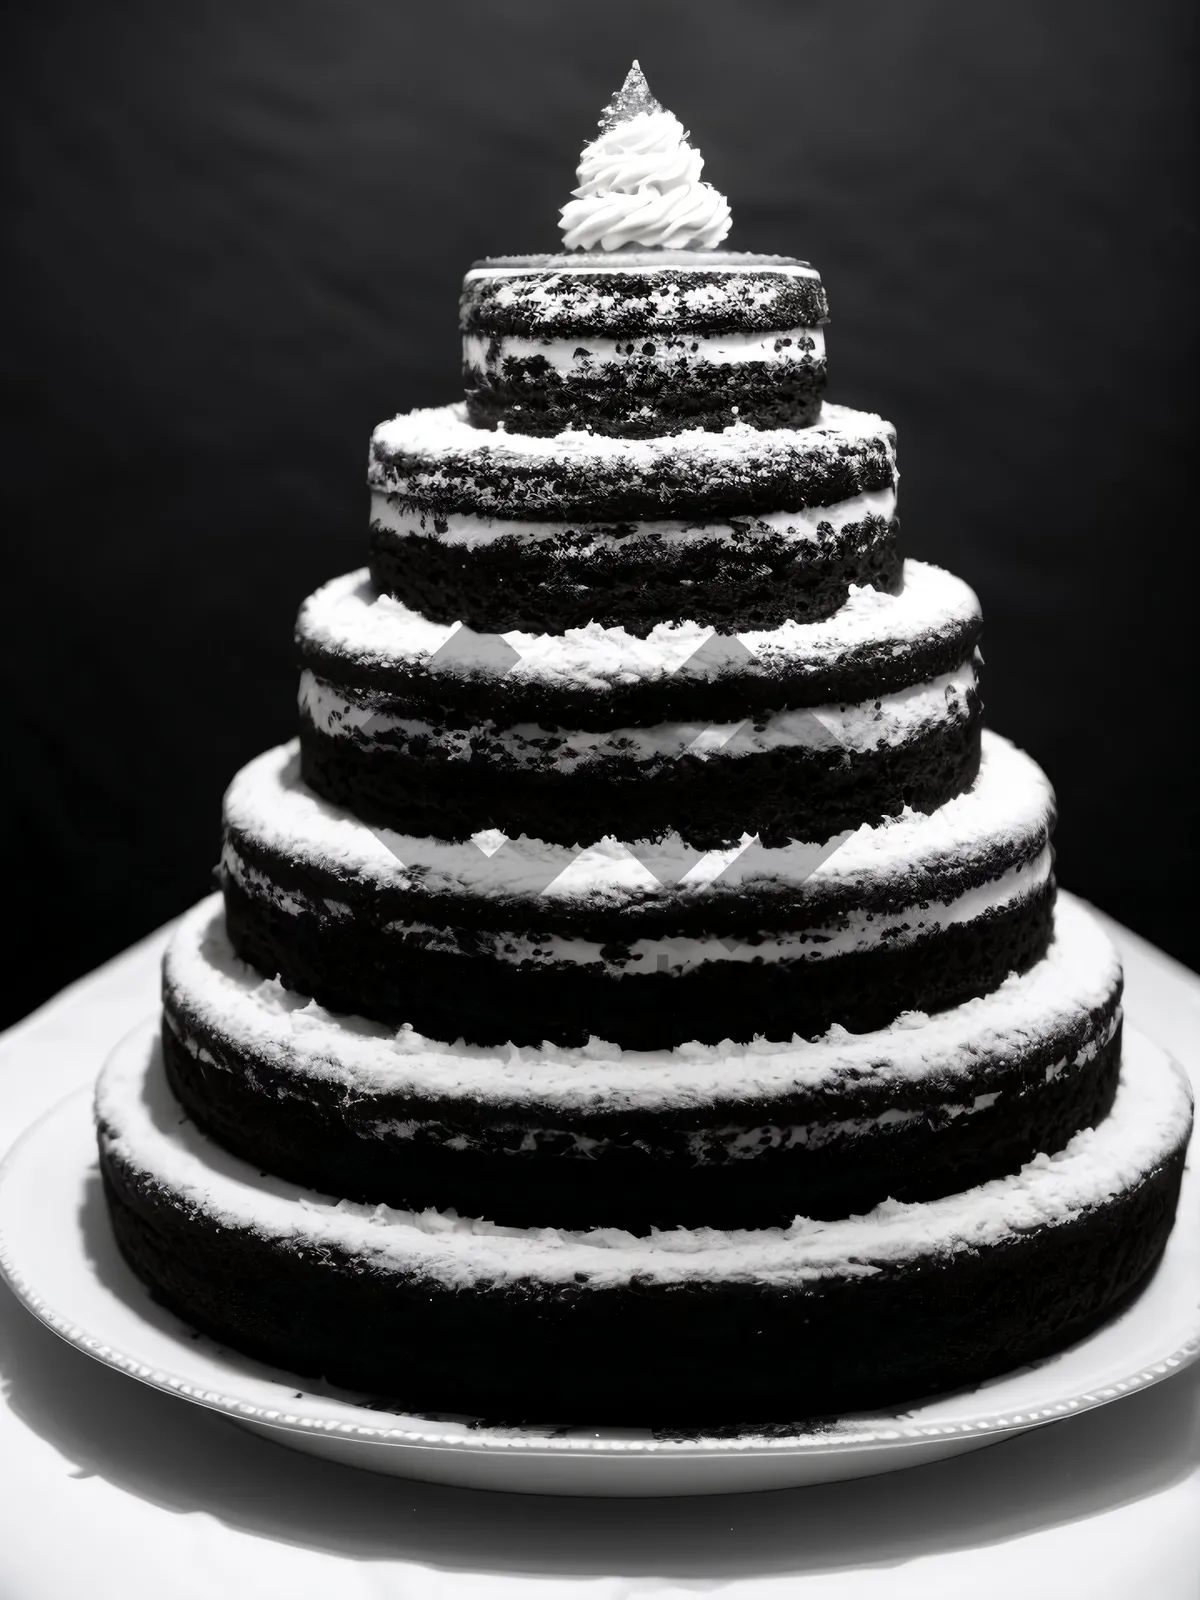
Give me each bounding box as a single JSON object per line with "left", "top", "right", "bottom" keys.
{"left": 558, "top": 61, "right": 732, "bottom": 253}
{"left": 370, "top": 399, "right": 889, "bottom": 469}
{"left": 297, "top": 559, "right": 973, "bottom": 691}
{"left": 466, "top": 253, "right": 817, "bottom": 275}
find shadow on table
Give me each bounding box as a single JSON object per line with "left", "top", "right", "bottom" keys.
{"left": 0, "top": 1172, "right": 1196, "bottom": 1582}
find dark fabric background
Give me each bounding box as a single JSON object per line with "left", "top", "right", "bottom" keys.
{"left": 1, "top": 0, "right": 1196, "bottom": 1027}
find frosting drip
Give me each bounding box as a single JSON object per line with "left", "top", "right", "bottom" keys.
{"left": 559, "top": 64, "right": 732, "bottom": 252}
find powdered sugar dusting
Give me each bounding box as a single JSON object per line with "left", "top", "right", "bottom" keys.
{"left": 460, "top": 261, "right": 822, "bottom": 334}
{"left": 297, "top": 560, "right": 977, "bottom": 693}
{"left": 371, "top": 399, "right": 890, "bottom": 473}
{"left": 166, "top": 893, "right": 1120, "bottom": 1112}
{"left": 95, "top": 1026, "right": 1192, "bottom": 1289}
{"left": 221, "top": 732, "right": 1052, "bottom": 903}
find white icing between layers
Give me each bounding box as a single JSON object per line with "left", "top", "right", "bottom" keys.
{"left": 95, "top": 1027, "right": 1192, "bottom": 1288}
{"left": 298, "top": 560, "right": 972, "bottom": 693}
{"left": 219, "top": 837, "right": 1051, "bottom": 974}
{"left": 463, "top": 327, "right": 825, "bottom": 375}
{"left": 221, "top": 731, "right": 1052, "bottom": 904}
{"left": 369, "top": 486, "right": 898, "bottom": 550}
{"left": 360, "top": 847, "right": 1052, "bottom": 974}
{"left": 298, "top": 659, "right": 978, "bottom": 766}
{"left": 167, "top": 893, "right": 1120, "bottom": 1111}
{"left": 369, "top": 400, "right": 892, "bottom": 479}
{"left": 559, "top": 108, "right": 732, "bottom": 252}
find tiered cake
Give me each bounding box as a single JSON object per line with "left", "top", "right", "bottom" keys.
{"left": 96, "top": 66, "right": 1192, "bottom": 1426}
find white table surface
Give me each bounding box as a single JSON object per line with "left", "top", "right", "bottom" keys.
{"left": 1, "top": 900, "right": 1197, "bottom": 1600}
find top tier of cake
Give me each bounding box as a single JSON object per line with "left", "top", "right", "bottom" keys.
{"left": 461, "top": 252, "right": 829, "bottom": 438}
{"left": 461, "top": 62, "right": 827, "bottom": 438}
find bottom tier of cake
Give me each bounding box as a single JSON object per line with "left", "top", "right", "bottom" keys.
{"left": 96, "top": 1025, "right": 1191, "bottom": 1427}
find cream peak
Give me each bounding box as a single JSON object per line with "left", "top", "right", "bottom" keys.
{"left": 558, "top": 61, "right": 733, "bottom": 252}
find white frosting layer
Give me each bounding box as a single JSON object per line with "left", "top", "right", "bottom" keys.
{"left": 222, "top": 731, "right": 1051, "bottom": 909}
{"left": 378, "top": 847, "right": 1051, "bottom": 973}
{"left": 559, "top": 105, "right": 731, "bottom": 252}
{"left": 369, "top": 400, "right": 892, "bottom": 484}
{"left": 298, "top": 560, "right": 973, "bottom": 694}
{"left": 220, "top": 840, "right": 1051, "bottom": 973}
{"left": 167, "top": 893, "right": 1119, "bottom": 1113}
{"left": 369, "top": 486, "right": 897, "bottom": 551}
{"left": 299, "top": 659, "right": 978, "bottom": 767}
{"left": 96, "top": 1026, "right": 1191, "bottom": 1288}
{"left": 463, "top": 327, "right": 825, "bottom": 375}
{"left": 464, "top": 259, "right": 821, "bottom": 282}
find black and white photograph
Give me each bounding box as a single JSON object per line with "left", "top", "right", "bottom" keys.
{"left": 0, "top": 3, "right": 1196, "bottom": 1596}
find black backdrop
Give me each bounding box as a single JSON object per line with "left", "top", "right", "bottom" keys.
{"left": 1, "top": 0, "right": 1196, "bottom": 1028}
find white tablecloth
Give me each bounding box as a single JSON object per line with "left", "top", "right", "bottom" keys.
{"left": 1, "top": 902, "right": 1197, "bottom": 1599}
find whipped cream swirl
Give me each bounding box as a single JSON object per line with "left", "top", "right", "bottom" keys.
{"left": 559, "top": 71, "right": 732, "bottom": 252}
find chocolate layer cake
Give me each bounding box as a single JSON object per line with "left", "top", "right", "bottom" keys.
{"left": 461, "top": 254, "right": 828, "bottom": 438}
{"left": 163, "top": 892, "right": 1121, "bottom": 1231}
{"left": 368, "top": 402, "right": 898, "bottom": 633}
{"left": 99, "top": 1025, "right": 1190, "bottom": 1425}
{"left": 297, "top": 559, "right": 981, "bottom": 848}
{"left": 221, "top": 733, "right": 1053, "bottom": 1049}
{"left": 96, "top": 61, "right": 1192, "bottom": 1429}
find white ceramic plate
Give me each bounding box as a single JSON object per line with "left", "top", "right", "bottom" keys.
{"left": 0, "top": 1031, "right": 1196, "bottom": 1498}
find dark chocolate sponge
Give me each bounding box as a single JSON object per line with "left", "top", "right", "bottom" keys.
{"left": 367, "top": 402, "right": 895, "bottom": 526}
{"left": 97, "top": 1028, "right": 1192, "bottom": 1428}
{"left": 161, "top": 895, "right": 1123, "bottom": 1232}
{"left": 463, "top": 352, "right": 826, "bottom": 439}
{"left": 461, "top": 255, "right": 830, "bottom": 436}
{"left": 296, "top": 689, "right": 983, "bottom": 849}
{"left": 367, "top": 510, "right": 902, "bottom": 635}
{"left": 460, "top": 255, "right": 830, "bottom": 339}
{"left": 221, "top": 871, "right": 1055, "bottom": 1051}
